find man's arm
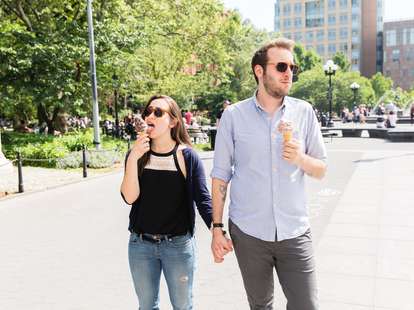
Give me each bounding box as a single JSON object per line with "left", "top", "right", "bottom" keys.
{"left": 296, "top": 151, "right": 326, "bottom": 179}
{"left": 211, "top": 178, "right": 233, "bottom": 263}
{"left": 283, "top": 139, "right": 327, "bottom": 180}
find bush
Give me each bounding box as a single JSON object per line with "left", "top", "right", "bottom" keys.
{"left": 56, "top": 152, "right": 82, "bottom": 169}
{"left": 2, "top": 129, "right": 128, "bottom": 169}
{"left": 87, "top": 150, "right": 119, "bottom": 169}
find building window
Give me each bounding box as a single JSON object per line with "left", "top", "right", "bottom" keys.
{"left": 317, "top": 44, "right": 325, "bottom": 55}
{"left": 392, "top": 49, "right": 400, "bottom": 62}
{"left": 294, "top": 18, "right": 302, "bottom": 27}
{"left": 339, "top": 42, "right": 348, "bottom": 52}
{"left": 411, "top": 28, "right": 414, "bottom": 44}
{"left": 285, "top": 33, "right": 292, "bottom": 39}
{"left": 339, "top": 0, "right": 348, "bottom": 8}
{"left": 316, "top": 30, "right": 324, "bottom": 40}
{"left": 294, "top": 32, "right": 303, "bottom": 41}
{"left": 328, "top": 29, "right": 336, "bottom": 41}
{"left": 328, "top": 14, "right": 336, "bottom": 25}
{"left": 386, "top": 30, "right": 397, "bottom": 46}
{"left": 340, "top": 14, "right": 348, "bottom": 24}
{"left": 352, "top": 14, "right": 359, "bottom": 22}
{"left": 406, "top": 48, "right": 414, "bottom": 61}
{"left": 352, "top": 29, "right": 359, "bottom": 43}
{"left": 283, "top": 4, "right": 292, "bottom": 14}
{"left": 305, "top": 0, "right": 324, "bottom": 28}
{"left": 306, "top": 31, "right": 314, "bottom": 42}
{"left": 294, "top": 3, "right": 302, "bottom": 14}
{"left": 328, "top": 44, "right": 337, "bottom": 54}
{"left": 328, "top": 0, "right": 336, "bottom": 10}
{"left": 351, "top": 0, "right": 360, "bottom": 7}
{"left": 352, "top": 50, "right": 359, "bottom": 59}
{"left": 340, "top": 28, "right": 348, "bottom": 39}
{"left": 283, "top": 19, "right": 292, "bottom": 29}
{"left": 403, "top": 29, "right": 409, "bottom": 45}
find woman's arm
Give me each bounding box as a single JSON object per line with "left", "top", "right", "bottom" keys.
{"left": 191, "top": 151, "right": 213, "bottom": 229}
{"left": 120, "top": 134, "right": 150, "bottom": 204}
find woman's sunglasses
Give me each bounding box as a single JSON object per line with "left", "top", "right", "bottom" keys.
{"left": 267, "top": 62, "right": 299, "bottom": 75}
{"left": 142, "top": 106, "right": 170, "bottom": 118}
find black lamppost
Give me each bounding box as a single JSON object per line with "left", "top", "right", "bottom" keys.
{"left": 350, "top": 82, "right": 360, "bottom": 107}
{"left": 323, "top": 60, "right": 338, "bottom": 127}
{"left": 112, "top": 74, "right": 119, "bottom": 138}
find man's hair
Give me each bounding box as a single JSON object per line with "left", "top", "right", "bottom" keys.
{"left": 251, "top": 38, "right": 295, "bottom": 84}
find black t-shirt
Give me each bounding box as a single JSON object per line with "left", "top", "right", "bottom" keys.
{"left": 131, "top": 145, "right": 190, "bottom": 235}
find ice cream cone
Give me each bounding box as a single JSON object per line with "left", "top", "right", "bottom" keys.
{"left": 134, "top": 116, "right": 147, "bottom": 136}
{"left": 283, "top": 130, "right": 292, "bottom": 142}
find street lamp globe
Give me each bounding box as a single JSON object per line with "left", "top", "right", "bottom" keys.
{"left": 350, "top": 82, "right": 360, "bottom": 107}
{"left": 350, "top": 82, "right": 360, "bottom": 90}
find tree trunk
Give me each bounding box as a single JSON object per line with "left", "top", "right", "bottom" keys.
{"left": 37, "top": 104, "right": 60, "bottom": 134}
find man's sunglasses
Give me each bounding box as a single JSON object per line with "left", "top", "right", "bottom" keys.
{"left": 142, "top": 106, "right": 170, "bottom": 118}
{"left": 267, "top": 62, "right": 299, "bottom": 75}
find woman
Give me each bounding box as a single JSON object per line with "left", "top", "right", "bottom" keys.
{"left": 120, "top": 95, "right": 212, "bottom": 310}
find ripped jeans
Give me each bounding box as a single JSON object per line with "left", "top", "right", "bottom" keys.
{"left": 128, "top": 232, "right": 195, "bottom": 310}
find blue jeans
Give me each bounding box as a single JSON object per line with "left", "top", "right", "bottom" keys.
{"left": 128, "top": 232, "right": 195, "bottom": 310}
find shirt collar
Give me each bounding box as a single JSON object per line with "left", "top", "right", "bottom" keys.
{"left": 253, "top": 90, "right": 289, "bottom": 114}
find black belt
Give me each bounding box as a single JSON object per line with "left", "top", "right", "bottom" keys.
{"left": 137, "top": 233, "right": 185, "bottom": 244}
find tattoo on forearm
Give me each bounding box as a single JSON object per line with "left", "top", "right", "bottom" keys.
{"left": 219, "top": 185, "right": 227, "bottom": 203}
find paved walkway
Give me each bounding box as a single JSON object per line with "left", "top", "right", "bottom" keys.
{"left": 0, "top": 138, "right": 413, "bottom": 309}
{"left": 316, "top": 149, "right": 414, "bottom": 310}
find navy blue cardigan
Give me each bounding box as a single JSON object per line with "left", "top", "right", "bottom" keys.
{"left": 122, "top": 147, "right": 212, "bottom": 236}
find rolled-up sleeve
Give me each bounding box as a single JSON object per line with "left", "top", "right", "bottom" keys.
{"left": 210, "top": 109, "right": 234, "bottom": 182}
{"left": 305, "top": 106, "right": 327, "bottom": 161}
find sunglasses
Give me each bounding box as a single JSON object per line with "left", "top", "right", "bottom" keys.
{"left": 267, "top": 62, "right": 299, "bottom": 75}
{"left": 142, "top": 106, "right": 170, "bottom": 118}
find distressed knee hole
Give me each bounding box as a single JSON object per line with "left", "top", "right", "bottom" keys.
{"left": 179, "top": 275, "right": 189, "bottom": 282}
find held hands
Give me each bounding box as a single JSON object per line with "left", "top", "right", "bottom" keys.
{"left": 211, "top": 229, "right": 233, "bottom": 263}
{"left": 130, "top": 133, "right": 150, "bottom": 159}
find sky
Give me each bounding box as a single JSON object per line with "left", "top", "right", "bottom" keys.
{"left": 221, "top": 0, "right": 414, "bottom": 31}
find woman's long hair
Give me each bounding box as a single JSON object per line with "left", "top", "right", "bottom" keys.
{"left": 138, "top": 95, "right": 192, "bottom": 176}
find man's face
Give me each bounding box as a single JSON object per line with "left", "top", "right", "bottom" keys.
{"left": 259, "top": 47, "right": 295, "bottom": 99}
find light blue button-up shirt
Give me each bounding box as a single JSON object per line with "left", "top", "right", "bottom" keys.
{"left": 211, "top": 94, "right": 327, "bottom": 241}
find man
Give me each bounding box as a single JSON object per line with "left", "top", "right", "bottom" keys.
{"left": 210, "top": 38, "right": 327, "bottom": 310}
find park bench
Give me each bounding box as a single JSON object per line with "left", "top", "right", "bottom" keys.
{"left": 187, "top": 128, "right": 208, "bottom": 144}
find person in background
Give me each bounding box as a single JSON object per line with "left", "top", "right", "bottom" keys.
{"left": 184, "top": 109, "right": 193, "bottom": 126}
{"left": 215, "top": 99, "right": 231, "bottom": 127}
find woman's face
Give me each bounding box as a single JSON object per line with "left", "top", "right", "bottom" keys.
{"left": 143, "top": 98, "right": 176, "bottom": 140}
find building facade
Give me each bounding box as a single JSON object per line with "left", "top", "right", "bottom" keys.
{"left": 383, "top": 19, "right": 414, "bottom": 90}
{"left": 274, "top": 0, "right": 383, "bottom": 77}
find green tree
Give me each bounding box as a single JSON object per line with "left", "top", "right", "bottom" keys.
{"left": 293, "top": 44, "right": 322, "bottom": 74}
{"left": 291, "top": 67, "right": 375, "bottom": 115}
{"left": 332, "top": 52, "right": 351, "bottom": 71}
{"left": 370, "top": 72, "right": 393, "bottom": 102}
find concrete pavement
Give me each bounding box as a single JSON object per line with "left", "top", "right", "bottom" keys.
{"left": 1, "top": 138, "right": 414, "bottom": 309}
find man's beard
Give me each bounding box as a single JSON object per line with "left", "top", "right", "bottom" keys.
{"left": 263, "top": 74, "right": 290, "bottom": 99}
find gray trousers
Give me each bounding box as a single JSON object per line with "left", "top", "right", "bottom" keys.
{"left": 229, "top": 220, "right": 318, "bottom": 310}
